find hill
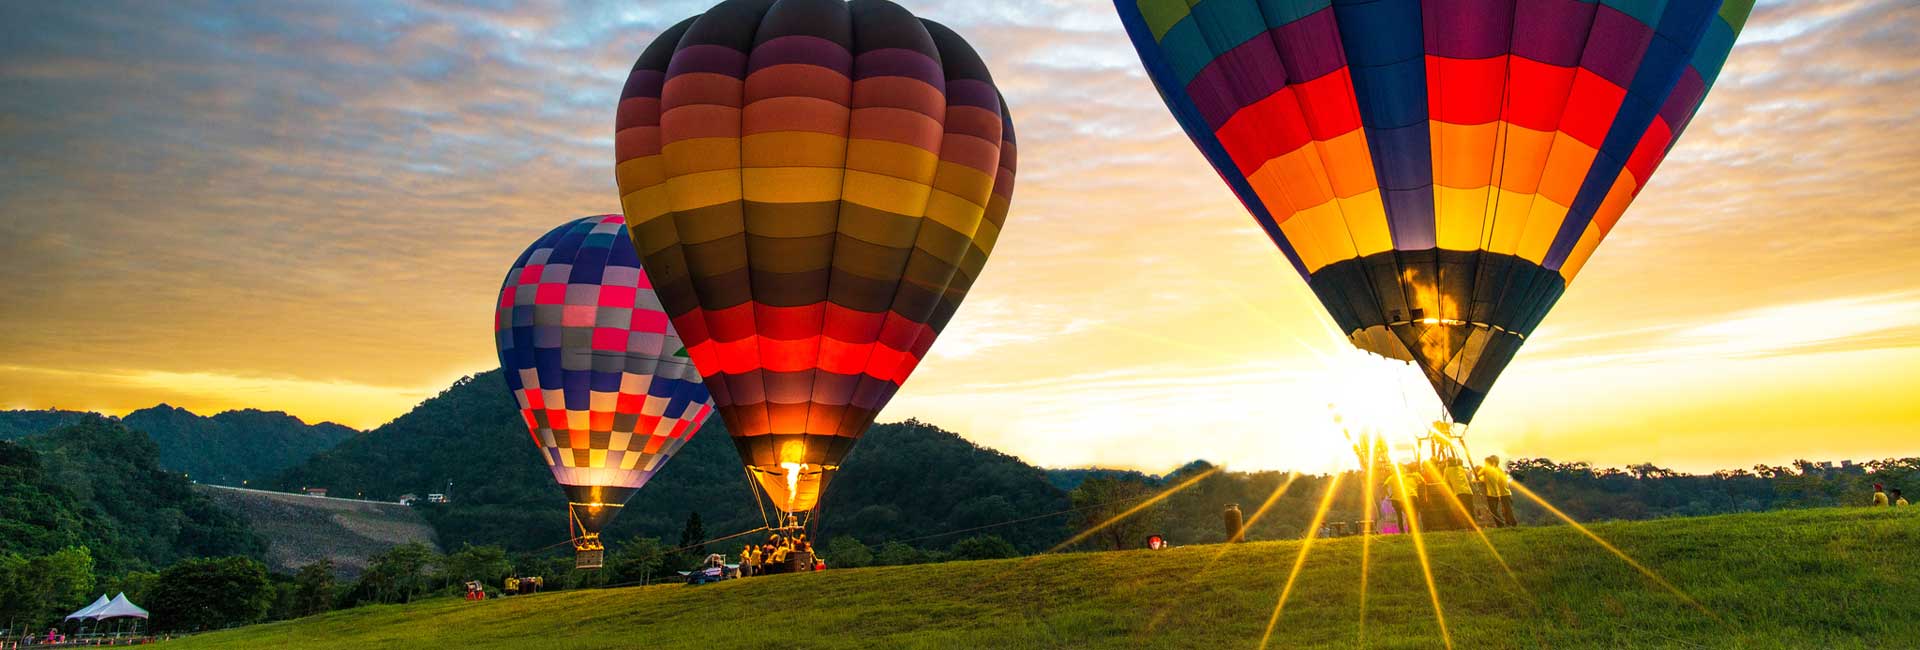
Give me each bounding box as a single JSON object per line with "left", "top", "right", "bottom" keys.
{"left": 0, "top": 417, "right": 260, "bottom": 572}
{"left": 272, "top": 370, "right": 1072, "bottom": 553}
{"left": 0, "top": 409, "right": 94, "bottom": 440}
{"left": 157, "top": 507, "right": 1918, "bottom": 649}
{"left": 0, "top": 405, "right": 357, "bottom": 485}
{"left": 195, "top": 485, "right": 439, "bottom": 577}
{"left": 122, "top": 405, "right": 357, "bottom": 485}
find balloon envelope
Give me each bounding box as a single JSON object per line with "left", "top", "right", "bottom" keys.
{"left": 615, "top": 0, "right": 1017, "bottom": 512}
{"left": 494, "top": 214, "right": 714, "bottom": 536}
{"left": 1116, "top": 0, "right": 1752, "bottom": 423}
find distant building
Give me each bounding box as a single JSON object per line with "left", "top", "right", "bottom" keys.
{"left": 398, "top": 494, "right": 419, "bottom": 506}
{"left": 302, "top": 487, "right": 328, "bottom": 497}
{"left": 426, "top": 493, "right": 449, "bottom": 504}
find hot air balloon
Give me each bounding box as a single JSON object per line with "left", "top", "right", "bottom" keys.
{"left": 495, "top": 214, "right": 715, "bottom": 568}
{"left": 1116, "top": 0, "right": 1750, "bottom": 425}
{"left": 614, "top": 0, "right": 1016, "bottom": 517}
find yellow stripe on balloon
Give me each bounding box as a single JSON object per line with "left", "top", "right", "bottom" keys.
{"left": 664, "top": 169, "right": 743, "bottom": 212}
{"left": 744, "top": 131, "right": 850, "bottom": 168}
{"left": 1515, "top": 196, "right": 1571, "bottom": 264}
{"left": 662, "top": 137, "right": 742, "bottom": 176}
{"left": 847, "top": 139, "right": 940, "bottom": 183}
{"left": 922, "top": 190, "right": 988, "bottom": 245}
{"left": 742, "top": 167, "right": 846, "bottom": 203}
{"left": 842, "top": 169, "right": 933, "bottom": 219}
{"left": 1336, "top": 190, "right": 1393, "bottom": 257}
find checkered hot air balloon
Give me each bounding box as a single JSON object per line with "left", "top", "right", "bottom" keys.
{"left": 1116, "top": 0, "right": 1752, "bottom": 424}
{"left": 494, "top": 214, "right": 714, "bottom": 564}
{"left": 614, "top": 0, "right": 1016, "bottom": 514}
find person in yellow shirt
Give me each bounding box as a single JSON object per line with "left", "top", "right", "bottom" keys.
{"left": 503, "top": 576, "right": 519, "bottom": 595}
{"left": 1477, "top": 455, "right": 1515, "bottom": 527}
{"left": 1442, "top": 459, "right": 1474, "bottom": 529}
{"left": 1873, "top": 484, "right": 1889, "bottom": 507}
{"left": 1893, "top": 488, "right": 1908, "bottom": 507}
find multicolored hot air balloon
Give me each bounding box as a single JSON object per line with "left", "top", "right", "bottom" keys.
{"left": 494, "top": 214, "right": 714, "bottom": 567}
{"left": 614, "top": 0, "right": 1016, "bottom": 514}
{"left": 1117, "top": 0, "right": 1751, "bottom": 424}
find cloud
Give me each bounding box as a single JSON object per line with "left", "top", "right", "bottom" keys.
{"left": 0, "top": 0, "right": 1915, "bottom": 473}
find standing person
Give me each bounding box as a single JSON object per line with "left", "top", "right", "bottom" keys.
{"left": 1478, "top": 456, "right": 1516, "bottom": 527}
{"left": 1223, "top": 503, "right": 1245, "bottom": 542}
{"left": 1383, "top": 470, "right": 1412, "bottom": 533}
{"left": 1443, "top": 458, "right": 1475, "bottom": 529}
{"left": 1873, "top": 484, "right": 1890, "bottom": 507}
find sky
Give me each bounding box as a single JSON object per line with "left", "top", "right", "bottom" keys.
{"left": 2, "top": 0, "right": 1916, "bottom": 475}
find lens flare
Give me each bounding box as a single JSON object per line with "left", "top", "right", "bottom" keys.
{"left": 1259, "top": 472, "right": 1344, "bottom": 650}
{"left": 1386, "top": 462, "right": 1452, "bottom": 650}
{"left": 1507, "top": 479, "right": 1718, "bottom": 620}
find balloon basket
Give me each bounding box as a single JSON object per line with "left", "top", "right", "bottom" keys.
{"left": 575, "top": 548, "right": 604, "bottom": 570}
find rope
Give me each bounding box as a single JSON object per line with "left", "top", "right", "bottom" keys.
{"left": 742, "top": 464, "right": 773, "bottom": 530}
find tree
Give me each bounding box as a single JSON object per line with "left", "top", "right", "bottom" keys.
{"left": 438, "top": 544, "right": 510, "bottom": 592}
{"left": 949, "top": 535, "right": 1019, "bottom": 561}
{"left": 606, "top": 537, "right": 669, "bottom": 585}
{"left": 824, "top": 536, "right": 872, "bottom": 568}
{"left": 0, "top": 547, "right": 94, "bottom": 631}
{"left": 287, "top": 560, "right": 335, "bottom": 618}
{"left": 148, "top": 556, "right": 271, "bottom": 632}
{"left": 675, "top": 512, "right": 706, "bottom": 569}
{"left": 350, "top": 542, "right": 437, "bottom": 605}
{"left": 1069, "top": 477, "right": 1157, "bottom": 551}
{"left": 873, "top": 541, "right": 924, "bottom": 566}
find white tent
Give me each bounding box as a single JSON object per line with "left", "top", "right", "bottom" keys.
{"left": 64, "top": 594, "right": 110, "bottom": 621}
{"left": 89, "top": 593, "right": 149, "bottom": 620}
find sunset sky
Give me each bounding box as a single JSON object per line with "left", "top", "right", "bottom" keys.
{"left": 2, "top": 0, "right": 1916, "bottom": 475}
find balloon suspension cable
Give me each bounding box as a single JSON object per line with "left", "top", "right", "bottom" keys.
{"left": 741, "top": 464, "right": 774, "bottom": 531}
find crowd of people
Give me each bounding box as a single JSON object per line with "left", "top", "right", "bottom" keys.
{"left": 1374, "top": 452, "right": 1517, "bottom": 534}
{"left": 738, "top": 528, "right": 822, "bottom": 576}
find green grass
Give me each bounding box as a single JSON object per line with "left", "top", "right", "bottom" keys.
{"left": 166, "top": 507, "right": 1918, "bottom": 649}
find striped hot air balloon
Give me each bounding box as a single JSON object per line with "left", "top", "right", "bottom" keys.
{"left": 494, "top": 214, "right": 714, "bottom": 565}
{"left": 1117, "top": 0, "right": 1752, "bottom": 424}
{"left": 614, "top": 0, "right": 1016, "bottom": 514}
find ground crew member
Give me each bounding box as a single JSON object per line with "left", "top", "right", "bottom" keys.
{"left": 1443, "top": 459, "right": 1474, "bottom": 528}
{"left": 1478, "top": 456, "right": 1515, "bottom": 527}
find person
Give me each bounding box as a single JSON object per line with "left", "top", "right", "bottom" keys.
{"left": 1873, "top": 483, "right": 1890, "bottom": 507}
{"left": 1382, "top": 470, "right": 1411, "bottom": 534}
{"left": 1477, "top": 455, "right": 1515, "bottom": 528}
{"left": 1443, "top": 458, "right": 1474, "bottom": 529}
{"left": 504, "top": 576, "right": 519, "bottom": 595}
{"left": 1894, "top": 488, "right": 1909, "bottom": 507}
{"left": 1222, "top": 503, "right": 1244, "bottom": 541}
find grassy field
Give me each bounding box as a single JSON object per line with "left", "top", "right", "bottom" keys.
{"left": 164, "top": 507, "right": 1917, "bottom": 649}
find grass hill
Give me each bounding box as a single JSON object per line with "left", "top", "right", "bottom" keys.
{"left": 0, "top": 405, "right": 357, "bottom": 485}
{"left": 195, "top": 485, "right": 438, "bottom": 577}
{"left": 158, "top": 507, "right": 1917, "bottom": 649}
{"left": 273, "top": 370, "right": 1072, "bottom": 553}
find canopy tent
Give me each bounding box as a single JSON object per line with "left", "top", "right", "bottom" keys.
{"left": 89, "top": 593, "right": 149, "bottom": 620}
{"left": 63, "top": 594, "right": 111, "bottom": 621}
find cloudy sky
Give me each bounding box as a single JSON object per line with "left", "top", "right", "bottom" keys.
{"left": 2, "top": 0, "right": 1916, "bottom": 474}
